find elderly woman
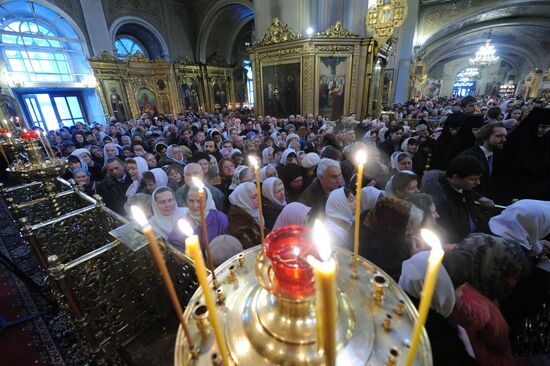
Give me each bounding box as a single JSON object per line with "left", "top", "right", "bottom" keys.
{"left": 261, "top": 177, "right": 287, "bottom": 231}
{"left": 160, "top": 144, "right": 187, "bottom": 167}
{"left": 103, "top": 142, "right": 122, "bottom": 164}
{"left": 390, "top": 151, "right": 414, "bottom": 173}
{"left": 186, "top": 186, "right": 229, "bottom": 249}
{"left": 227, "top": 182, "right": 263, "bottom": 249}
{"left": 262, "top": 146, "right": 275, "bottom": 165}
{"left": 72, "top": 148, "right": 103, "bottom": 182}
{"left": 72, "top": 167, "right": 96, "bottom": 196}
{"left": 325, "top": 187, "right": 355, "bottom": 249}
{"left": 259, "top": 164, "right": 278, "bottom": 183}
{"left": 229, "top": 165, "right": 253, "bottom": 192}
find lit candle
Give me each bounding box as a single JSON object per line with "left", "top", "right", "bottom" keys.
{"left": 179, "top": 219, "right": 230, "bottom": 366}
{"left": 248, "top": 156, "right": 265, "bottom": 242}
{"left": 307, "top": 219, "right": 337, "bottom": 366}
{"left": 352, "top": 150, "right": 367, "bottom": 277}
{"left": 191, "top": 176, "right": 218, "bottom": 286}
{"left": 130, "top": 206, "right": 196, "bottom": 355}
{"left": 405, "top": 228, "right": 445, "bottom": 366}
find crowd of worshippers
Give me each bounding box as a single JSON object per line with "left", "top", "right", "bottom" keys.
{"left": 36, "top": 94, "right": 550, "bottom": 365}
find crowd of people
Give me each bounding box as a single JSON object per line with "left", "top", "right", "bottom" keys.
{"left": 38, "top": 94, "right": 549, "bottom": 365}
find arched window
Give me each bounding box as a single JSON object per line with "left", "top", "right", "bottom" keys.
{"left": 115, "top": 35, "right": 147, "bottom": 59}
{"left": 0, "top": 1, "right": 89, "bottom": 83}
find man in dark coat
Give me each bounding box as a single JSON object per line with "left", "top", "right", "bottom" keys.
{"left": 299, "top": 158, "right": 341, "bottom": 218}
{"left": 460, "top": 122, "right": 506, "bottom": 202}
{"left": 96, "top": 157, "right": 132, "bottom": 215}
{"left": 422, "top": 155, "right": 487, "bottom": 243}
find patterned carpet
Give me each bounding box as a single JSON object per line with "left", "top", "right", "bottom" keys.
{"left": 0, "top": 201, "right": 88, "bottom": 365}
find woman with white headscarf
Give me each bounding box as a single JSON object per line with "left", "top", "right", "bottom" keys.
{"left": 149, "top": 187, "right": 189, "bottom": 251}
{"left": 279, "top": 148, "right": 298, "bottom": 166}
{"left": 186, "top": 185, "right": 229, "bottom": 249}
{"left": 489, "top": 199, "right": 550, "bottom": 257}
{"left": 399, "top": 252, "right": 476, "bottom": 365}
{"left": 360, "top": 186, "right": 384, "bottom": 213}
{"left": 273, "top": 202, "right": 311, "bottom": 230}
{"left": 141, "top": 168, "right": 168, "bottom": 194}
{"left": 261, "top": 177, "right": 287, "bottom": 231}
{"left": 229, "top": 165, "right": 253, "bottom": 191}
{"left": 227, "top": 182, "right": 263, "bottom": 249}
{"left": 390, "top": 151, "right": 413, "bottom": 172}
{"left": 161, "top": 144, "right": 186, "bottom": 167}
{"left": 325, "top": 187, "right": 355, "bottom": 249}
{"left": 259, "top": 164, "right": 277, "bottom": 183}
{"left": 125, "top": 156, "right": 149, "bottom": 196}
{"left": 103, "top": 142, "right": 122, "bottom": 165}
{"left": 262, "top": 147, "right": 275, "bottom": 165}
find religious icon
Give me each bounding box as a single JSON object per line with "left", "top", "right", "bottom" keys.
{"left": 212, "top": 77, "right": 228, "bottom": 107}
{"left": 136, "top": 88, "right": 158, "bottom": 115}
{"left": 161, "top": 95, "right": 171, "bottom": 114}
{"left": 157, "top": 79, "right": 166, "bottom": 90}
{"left": 103, "top": 80, "right": 128, "bottom": 121}
{"left": 262, "top": 62, "right": 301, "bottom": 117}
{"left": 182, "top": 79, "right": 200, "bottom": 112}
{"left": 318, "top": 56, "right": 348, "bottom": 120}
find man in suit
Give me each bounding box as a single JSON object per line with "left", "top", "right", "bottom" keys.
{"left": 96, "top": 157, "right": 132, "bottom": 215}
{"left": 460, "top": 122, "right": 507, "bottom": 203}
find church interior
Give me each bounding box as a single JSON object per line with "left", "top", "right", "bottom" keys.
{"left": 0, "top": 0, "right": 549, "bottom": 365}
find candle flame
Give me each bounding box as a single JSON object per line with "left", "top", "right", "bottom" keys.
{"left": 131, "top": 205, "right": 148, "bottom": 227}
{"left": 192, "top": 176, "right": 205, "bottom": 190}
{"left": 6, "top": 133, "right": 11, "bottom": 138}
{"left": 420, "top": 228, "right": 442, "bottom": 251}
{"left": 178, "top": 219, "right": 194, "bottom": 237}
{"left": 355, "top": 149, "right": 367, "bottom": 165}
{"left": 313, "top": 219, "right": 332, "bottom": 262}
{"left": 248, "top": 155, "right": 259, "bottom": 169}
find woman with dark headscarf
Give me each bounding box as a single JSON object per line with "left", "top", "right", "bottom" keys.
{"left": 443, "top": 234, "right": 528, "bottom": 366}
{"left": 441, "top": 114, "right": 484, "bottom": 169}
{"left": 495, "top": 107, "right": 550, "bottom": 203}
{"left": 359, "top": 197, "right": 423, "bottom": 281}
{"left": 431, "top": 112, "right": 465, "bottom": 170}
{"left": 277, "top": 163, "right": 304, "bottom": 202}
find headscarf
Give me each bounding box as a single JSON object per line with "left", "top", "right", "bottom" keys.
{"left": 125, "top": 156, "right": 150, "bottom": 196}
{"left": 149, "top": 168, "right": 169, "bottom": 188}
{"left": 301, "top": 152, "right": 320, "bottom": 169}
{"left": 103, "top": 143, "right": 122, "bottom": 165}
{"left": 187, "top": 185, "right": 217, "bottom": 222}
{"left": 361, "top": 186, "right": 384, "bottom": 213}
{"left": 384, "top": 170, "right": 417, "bottom": 198}
{"left": 262, "top": 177, "right": 286, "bottom": 206}
{"left": 399, "top": 251, "right": 456, "bottom": 317}
{"left": 443, "top": 233, "right": 525, "bottom": 301}
{"left": 68, "top": 152, "right": 88, "bottom": 171}
{"left": 259, "top": 164, "right": 278, "bottom": 183}
{"left": 72, "top": 166, "right": 90, "bottom": 177}
{"left": 489, "top": 199, "right": 550, "bottom": 256}
{"left": 279, "top": 148, "right": 297, "bottom": 165}
{"left": 209, "top": 235, "right": 244, "bottom": 267}
{"left": 230, "top": 148, "right": 242, "bottom": 159}
{"left": 325, "top": 188, "right": 354, "bottom": 225}
{"left": 229, "top": 165, "right": 252, "bottom": 190}
{"left": 273, "top": 202, "right": 311, "bottom": 230}
{"left": 166, "top": 144, "right": 185, "bottom": 164}
{"left": 149, "top": 187, "right": 189, "bottom": 239}
{"left": 71, "top": 148, "right": 92, "bottom": 160}
{"left": 229, "top": 182, "right": 263, "bottom": 224}
{"left": 262, "top": 147, "right": 274, "bottom": 165}
{"left": 390, "top": 151, "right": 412, "bottom": 171}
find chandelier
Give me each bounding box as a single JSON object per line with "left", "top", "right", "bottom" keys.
{"left": 469, "top": 39, "right": 499, "bottom": 68}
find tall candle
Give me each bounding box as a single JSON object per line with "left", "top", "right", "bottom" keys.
{"left": 191, "top": 176, "right": 218, "bottom": 286}
{"left": 42, "top": 131, "right": 56, "bottom": 159}
{"left": 179, "top": 219, "right": 230, "bottom": 366}
{"left": 352, "top": 150, "right": 367, "bottom": 277}
{"left": 37, "top": 131, "right": 53, "bottom": 160}
{"left": 307, "top": 219, "right": 337, "bottom": 366}
{"left": 405, "top": 229, "right": 445, "bottom": 366}
{"left": 130, "top": 206, "right": 196, "bottom": 354}
{"left": 248, "top": 156, "right": 265, "bottom": 242}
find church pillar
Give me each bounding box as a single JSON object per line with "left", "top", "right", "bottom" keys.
{"left": 392, "top": 0, "right": 420, "bottom": 103}
{"left": 79, "top": 0, "right": 114, "bottom": 56}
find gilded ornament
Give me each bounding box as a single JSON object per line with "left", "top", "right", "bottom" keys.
{"left": 316, "top": 21, "right": 359, "bottom": 38}
{"left": 261, "top": 48, "right": 303, "bottom": 59}
{"left": 257, "top": 17, "right": 301, "bottom": 46}
{"left": 366, "top": 0, "right": 408, "bottom": 45}
{"left": 126, "top": 51, "right": 151, "bottom": 63}
{"left": 315, "top": 45, "right": 353, "bottom": 53}
{"left": 89, "top": 51, "right": 121, "bottom": 63}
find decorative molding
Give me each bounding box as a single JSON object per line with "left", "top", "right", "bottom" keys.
{"left": 316, "top": 21, "right": 359, "bottom": 38}
{"left": 261, "top": 48, "right": 303, "bottom": 59}
{"left": 124, "top": 51, "right": 167, "bottom": 64}
{"left": 175, "top": 56, "right": 195, "bottom": 66}
{"left": 257, "top": 18, "right": 301, "bottom": 46}
{"left": 315, "top": 45, "right": 354, "bottom": 53}
{"left": 89, "top": 51, "right": 121, "bottom": 63}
